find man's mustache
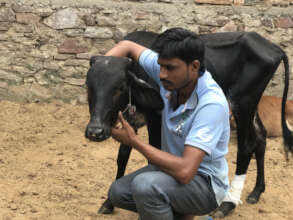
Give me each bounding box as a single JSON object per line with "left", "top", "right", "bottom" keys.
{"left": 160, "top": 79, "right": 172, "bottom": 85}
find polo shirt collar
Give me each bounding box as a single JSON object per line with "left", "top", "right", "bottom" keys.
{"left": 164, "top": 84, "right": 198, "bottom": 114}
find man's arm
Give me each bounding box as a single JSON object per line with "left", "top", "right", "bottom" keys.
{"left": 105, "top": 40, "right": 147, "bottom": 62}
{"left": 112, "top": 112, "right": 205, "bottom": 184}
{"left": 133, "top": 139, "right": 206, "bottom": 184}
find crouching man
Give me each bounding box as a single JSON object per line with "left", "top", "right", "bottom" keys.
{"left": 107, "top": 27, "right": 230, "bottom": 220}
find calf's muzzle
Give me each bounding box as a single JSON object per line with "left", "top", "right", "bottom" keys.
{"left": 85, "top": 123, "right": 109, "bottom": 142}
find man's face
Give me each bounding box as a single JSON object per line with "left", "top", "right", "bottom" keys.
{"left": 158, "top": 57, "right": 199, "bottom": 91}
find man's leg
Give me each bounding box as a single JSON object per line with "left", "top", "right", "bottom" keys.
{"left": 108, "top": 164, "right": 159, "bottom": 212}
{"left": 131, "top": 171, "right": 218, "bottom": 220}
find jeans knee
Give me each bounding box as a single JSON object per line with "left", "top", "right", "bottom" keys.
{"left": 131, "top": 173, "right": 160, "bottom": 198}
{"left": 108, "top": 181, "right": 124, "bottom": 206}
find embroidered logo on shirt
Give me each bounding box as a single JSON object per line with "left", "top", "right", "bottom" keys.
{"left": 170, "top": 88, "right": 198, "bottom": 137}
{"left": 173, "top": 112, "right": 189, "bottom": 137}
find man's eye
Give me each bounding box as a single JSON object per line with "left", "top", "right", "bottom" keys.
{"left": 166, "top": 66, "right": 174, "bottom": 71}
{"left": 118, "top": 84, "right": 126, "bottom": 92}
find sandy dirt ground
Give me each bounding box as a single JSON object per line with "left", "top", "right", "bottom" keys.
{"left": 0, "top": 100, "right": 292, "bottom": 220}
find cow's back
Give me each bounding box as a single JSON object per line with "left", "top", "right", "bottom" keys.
{"left": 124, "top": 31, "right": 158, "bottom": 48}
{"left": 201, "top": 32, "right": 285, "bottom": 97}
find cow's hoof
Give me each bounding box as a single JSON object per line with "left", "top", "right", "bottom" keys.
{"left": 211, "top": 202, "right": 236, "bottom": 218}
{"left": 246, "top": 193, "right": 260, "bottom": 204}
{"left": 246, "top": 187, "right": 263, "bottom": 204}
{"left": 98, "top": 201, "right": 114, "bottom": 214}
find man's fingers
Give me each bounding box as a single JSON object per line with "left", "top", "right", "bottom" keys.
{"left": 111, "top": 127, "right": 120, "bottom": 136}
{"left": 118, "top": 111, "right": 132, "bottom": 131}
{"left": 114, "top": 119, "right": 120, "bottom": 128}
{"left": 118, "top": 111, "right": 127, "bottom": 125}
{"left": 114, "top": 118, "right": 122, "bottom": 129}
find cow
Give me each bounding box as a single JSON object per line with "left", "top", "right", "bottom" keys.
{"left": 85, "top": 31, "right": 293, "bottom": 218}
{"left": 231, "top": 96, "right": 293, "bottom": 137}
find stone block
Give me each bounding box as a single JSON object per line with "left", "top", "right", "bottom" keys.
{"left": 16, "top": 13, "right": 40, "bottom": 24}
{"left": 11, "top": 3, "right": 34, "bottom": 13}
{"left": 84, "top": 27, "right": 113, "bottom": 39}
{"left": 195, "top": 0, "right": 232, "bottom": 5}
{"left": 274, "top": 17, "right": 293, "bottom": 28}
{"left": 241, "top": 0, "right": 261, "bottom": 5}
{"left": 56, "top": 84, "right": 85, "bottom": 102}
{"left": 216, "top": 20, "right": 238, "bottom": 32}
{"left": 0, "top": 81, "right": 8, "bottom": 89}
{"left": 0, "top": 22, "right": 10, "bottom": 31}
{"left": 8, "top": 83, "right": 53, "bottom": 102}
{"left": 64, "top": 29, "right": 84, "bottom": 37}
{"left": 0, "top": 69, "right": 22, "bottom": 82}
{"left": 58, "top": 39, "right": 90, "bottom": 54}
{"left": 233, "top": 0, "right": 245, "bottom": 4}
{"left": 64, "top": 78, "right": 86, "bottom": 86}
{"left": 270, "top": 0, "right": 291, "bottom": 6}
{"left": 76, "top": 53, "right": 92, "bottom": 60}
{"left": 0, "top": 8, "right": 15, "bottom": 22}
{"left": 64, "top": 59, "right": 88, "bottom": 67}
{"left": 43, "top": 8, "right": 85, "bottom": 30}
{"left": 30, "top": 83, "right": 52, "bottom": 99}
{"left": 54, "top": 54, "right": 75, "bottom": 60}
{"left": 82, "top": 14, "right": 97, "bottom": 26}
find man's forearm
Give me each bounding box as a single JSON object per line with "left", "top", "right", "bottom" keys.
{"left": 130, "top": 136, "right": 192, "bottom": 184}
{"left": 105, "top": 40, "right": 130, "bottom": 57}
{"left": 105, "top": 40, "right": 146, "bottom": 63}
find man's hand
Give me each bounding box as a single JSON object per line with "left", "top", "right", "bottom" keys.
{"left": 111, "top": 111, "right": 137, "bottom": 146}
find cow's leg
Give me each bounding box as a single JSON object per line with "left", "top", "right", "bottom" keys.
{"left": 213, "top": 109, "right": 266, "bottom": 218}
{"left": 98, "top": 112, "right": 160, "bottom": 215}
{"left": 246, "top": 112, "right": 267, "bottom": 203}
{"left": 98, "top": 144, "right": 132, "bottom": 214}
{"left": 145, "top": 111, "right": 161, "bottom": 150}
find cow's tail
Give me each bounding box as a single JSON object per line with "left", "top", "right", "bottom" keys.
{"left": 281, "top": 53, "right": 293, "bottom": 160}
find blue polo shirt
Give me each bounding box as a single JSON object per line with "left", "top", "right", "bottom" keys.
{"left": 139, "top": 49, "right": 230, "bottom": 205}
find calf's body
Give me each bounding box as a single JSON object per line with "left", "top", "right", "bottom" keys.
{"left": 231, "top": 96, "right": 293, "bottom": 137}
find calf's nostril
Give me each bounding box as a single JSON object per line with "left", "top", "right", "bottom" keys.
{"left": 94, "top": 127, "right": 104, "bottom": 136}
{"left": 87, "top": 126, "right": 104, "bottom": 137}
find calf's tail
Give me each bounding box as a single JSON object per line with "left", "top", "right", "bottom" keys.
{"left": 281, "top": 53, "right": 293, "bottom": 160}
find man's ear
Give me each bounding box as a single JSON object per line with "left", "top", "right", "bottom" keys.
{"left": 127, "top": 71, "right": 164, "bottom": 111}
{"left": 191, "top": 60, "right": 200, "bottom": 73}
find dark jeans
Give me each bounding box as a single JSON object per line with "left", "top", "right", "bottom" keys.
{"left": 108, "top": 164, "right": 218, "bottom": 220}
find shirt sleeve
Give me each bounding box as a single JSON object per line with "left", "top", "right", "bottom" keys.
{"left": 185, "top": 103, "right": 226, "bottom": 155}
{"left": 139, "top": 49, "right": 161, "bottom": 85}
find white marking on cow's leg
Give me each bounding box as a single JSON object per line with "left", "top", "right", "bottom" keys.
{"left": 287, "top": 120, "right": 293, "bottom": 131}
{"left": 253, "top": 112, "right": 263, "bottom": 140}
{"left": 223, "top": 174, "right": 246, "bottom": 205}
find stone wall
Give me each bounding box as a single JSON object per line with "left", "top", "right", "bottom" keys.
{"left": 0, "top": 0, "right": 292, "bottom": 104}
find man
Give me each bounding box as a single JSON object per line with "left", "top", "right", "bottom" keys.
{"left": 106, "top": 28, "right": 230, "bottom": 220}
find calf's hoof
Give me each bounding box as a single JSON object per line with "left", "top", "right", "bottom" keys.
{"left": 98, "top": 200, "right": 114, "bottom": 214}
{"left": 211, "top": 202, "right": 236, "bottom": 218}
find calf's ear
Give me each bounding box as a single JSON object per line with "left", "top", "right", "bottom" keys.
{"left": 89, "top": 56, "right": 100, "bottom": 66}
{"left": 127, "top": 71, "right": 164, "bottom": 111}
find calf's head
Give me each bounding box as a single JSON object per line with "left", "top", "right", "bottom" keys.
{"left": 85, "top": 56, "right": 163, "bottom": 142}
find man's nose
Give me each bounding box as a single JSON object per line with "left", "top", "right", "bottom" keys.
{"left": 160, "top": 68, "right": 168, "bottom": 80}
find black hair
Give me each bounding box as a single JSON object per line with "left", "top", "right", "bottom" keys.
{"left": 151, "top": 27, "right": 206, "bottom": 73}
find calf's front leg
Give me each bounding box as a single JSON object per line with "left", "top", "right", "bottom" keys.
{"left": 98, "top": 144, "right": 132, "bottom": 214}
